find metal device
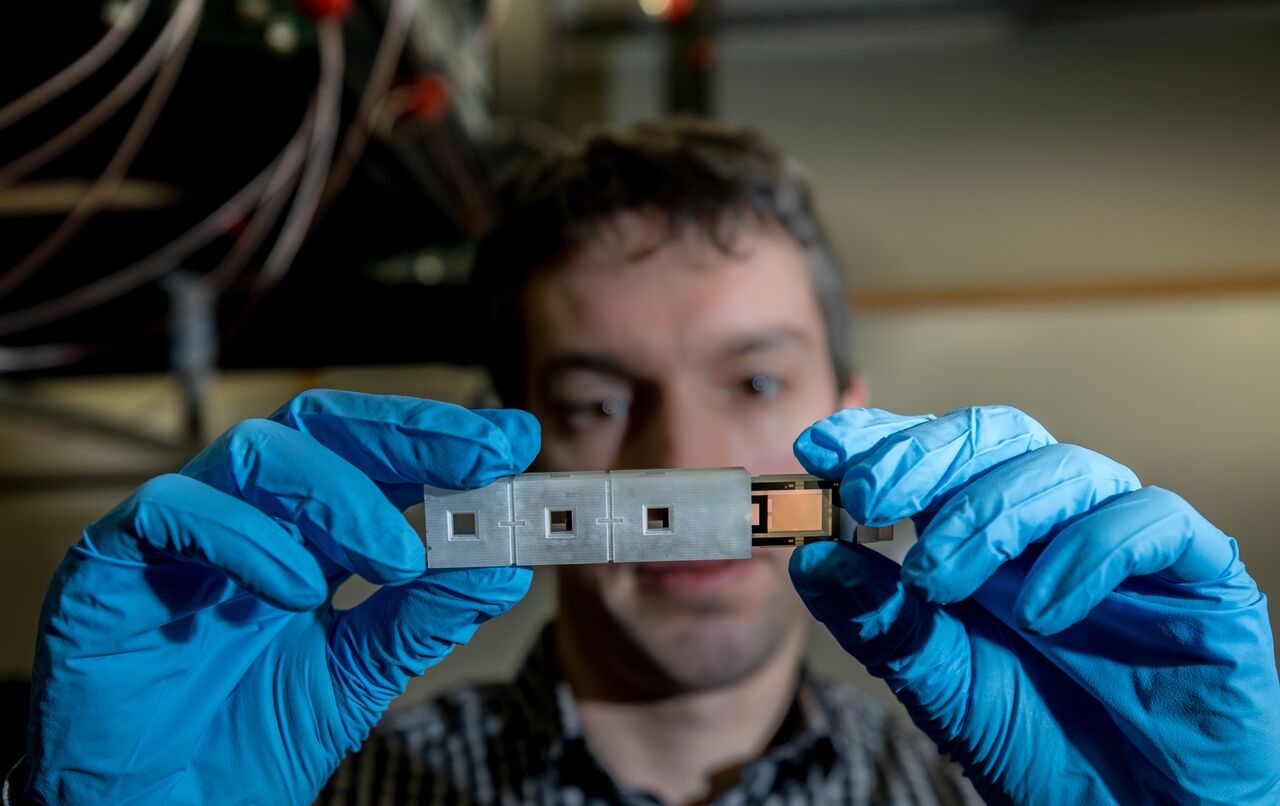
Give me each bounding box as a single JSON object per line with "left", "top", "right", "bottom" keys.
{"left": 423, "top": 468, "right": 892, "bottom": 568}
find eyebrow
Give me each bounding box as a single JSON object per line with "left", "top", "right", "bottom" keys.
{"left": 538, "top": 327, "right": 812, "bottom": 387}
{"left": 539, "top": 353, "right": 644, "bottom": 386}
{"left": 711, "top": 326, "right": 810, "bottom": 361}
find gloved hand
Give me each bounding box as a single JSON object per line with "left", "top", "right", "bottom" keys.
{"left": 789, "top": 406, "right": 1280, "bottom": 805}
{"left": 26, "top": 390, "right": 539, "bottom": 805}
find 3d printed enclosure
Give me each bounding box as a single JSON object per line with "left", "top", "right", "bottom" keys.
{"left": 423, "top": 468, "right": 892, "bottom": 568}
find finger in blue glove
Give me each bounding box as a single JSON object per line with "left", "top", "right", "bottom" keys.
{"left": 790, "top": 405, "right": 1280, "bottom": 805}
{"left": 29, "top": 391, "right": 541, "bottom": 805}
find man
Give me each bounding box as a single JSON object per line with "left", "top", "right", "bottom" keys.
{"left": 14, "top": 120, "right": 1279, "bottom": 805}
{"left": 319, "top": 119, "right": 974, "bottom": 805}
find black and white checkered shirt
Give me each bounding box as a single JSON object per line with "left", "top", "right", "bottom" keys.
{"left": 315, "top": 628, "right": 982, "bottom": 806}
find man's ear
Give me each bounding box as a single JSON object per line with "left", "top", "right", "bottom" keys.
{"left": 838, "top": 373, "right": 869, "bottom": 410}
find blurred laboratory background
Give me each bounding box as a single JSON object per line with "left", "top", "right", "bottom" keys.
{"left": 1, "top": 0, "right": 1278, "bottom": 753}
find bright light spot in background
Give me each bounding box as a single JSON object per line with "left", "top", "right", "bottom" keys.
{"left": 639, "top": 0, "right": 672, "bottom": 18}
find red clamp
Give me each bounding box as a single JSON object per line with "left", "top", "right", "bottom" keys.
{"left": 296, "top": 0, "right": 352, "bottom": 20}
{"left": 410, "top": 73, "right": 451, "bottom": 123}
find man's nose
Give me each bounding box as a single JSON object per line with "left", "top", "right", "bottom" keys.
{"left": 621, "top": 393, "right": 740, "bottom": 470}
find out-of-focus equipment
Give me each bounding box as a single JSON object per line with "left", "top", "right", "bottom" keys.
{"left": 0, "top": 1, "right": 538, "bottom": 465}
{"left": 790, "top": 405, "right": 1280, "bottom": 804}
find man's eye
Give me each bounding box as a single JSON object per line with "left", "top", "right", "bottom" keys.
{"left": 556, "top": 396, "right": 630, "bottom": 423}
{"left": 741, "top": 374, "right": 784, "bottom": 399}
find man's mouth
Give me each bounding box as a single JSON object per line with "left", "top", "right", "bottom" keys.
{"left": 633, "top": 559, "right": 753, "bottom": 593}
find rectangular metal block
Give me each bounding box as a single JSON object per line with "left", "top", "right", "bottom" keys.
{"left": 422, "top": 478, "right": 515, "bottom": 569}
{"left": 425, "top": 467, "right": 889, "bottom": 568}
{"left": 512, "top": 471, "right": 611, "bottom": 565}
{"left": 609, "top": 468, "right": 752, "bottom": 563}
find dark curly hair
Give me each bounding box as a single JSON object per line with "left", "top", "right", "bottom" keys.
{"left": 471, "top": 118, "right": 852, "bottom": 408}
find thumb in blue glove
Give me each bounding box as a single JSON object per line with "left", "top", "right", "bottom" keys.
{"left": 27, "top": 391, "right": 540, "bottom": 805}
{"left": 789, "top": 406, "right": 1280, "bottom": 805}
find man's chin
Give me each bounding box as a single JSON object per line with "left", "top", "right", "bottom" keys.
{"left": 622, "top": 592, "right": 800, "bottom": 690}
{"left": 626, "top": 610, "right": 791, "bottom": 692}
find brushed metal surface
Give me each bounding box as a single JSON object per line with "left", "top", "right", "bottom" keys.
{"left": 512, "top": 472, "right": 611, "bottom": 565}
{"left": 422, "top": 477, "right": 515, "bottom": 569}
{"left": 425, "top": 467, "right": 752, "bottom": 567}
{"left": 609, "top": 468, "right": 753, "bottom": 563}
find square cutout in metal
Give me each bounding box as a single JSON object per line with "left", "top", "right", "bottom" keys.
{"left": 644, "top": 505, "right": 672, "bottom": 532}
{"left": 450, "top": 511, "right": 477, "bottom": 538}
{"left": 548, "top": 508, "right": 574, "bottom": 536}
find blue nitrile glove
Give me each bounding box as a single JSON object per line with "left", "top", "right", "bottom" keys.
{"left": 789, "top": 406, "right": 1280, "bottom": 805}
{"left": 26, "top": 390, "right": 539, "bottom": 805}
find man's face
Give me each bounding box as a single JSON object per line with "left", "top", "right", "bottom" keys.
{"left": 523, "top": 212, "right": 865, "bottom": 694}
